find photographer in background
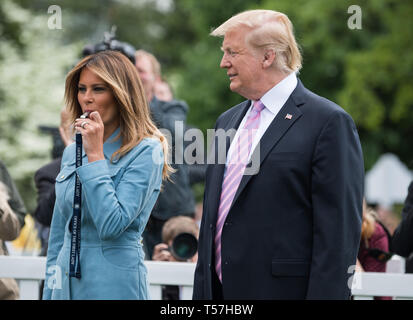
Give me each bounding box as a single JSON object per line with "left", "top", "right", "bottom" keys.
{"left": 152, "top": 215, "right": 199, "bottom": 263}
{"left": 82, "top": 26, "right": 136, "bottom": 64}
{"left": 152, "top": 215, "right": 199, "bottom": 300}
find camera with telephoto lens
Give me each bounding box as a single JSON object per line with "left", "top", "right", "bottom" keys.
{"left": 82, "top": 26, "right": 136, "bottom": 64}
{"left": 167, "top": 232, "right": 198, "bottom": 261}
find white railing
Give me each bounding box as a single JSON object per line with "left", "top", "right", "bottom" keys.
{"left": 1, "top": 255, "right": 413, "bottom": 300}
{"left": 0, "top": 256, "right": 195, "bottom": 300}
{"left": 351, "top": 272, "right": 413, "bottom": 300}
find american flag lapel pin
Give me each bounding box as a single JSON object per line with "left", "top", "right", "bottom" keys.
{"left": 285, "top": 113, "right": 293, "bottom": 120}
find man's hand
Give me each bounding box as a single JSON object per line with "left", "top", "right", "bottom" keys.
{"left": 152, "top": 243, "right": 173, "bottom": 261}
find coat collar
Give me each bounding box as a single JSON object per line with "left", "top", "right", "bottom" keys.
{"left": 103, "top": 127, "right": 122, "bottom": 163}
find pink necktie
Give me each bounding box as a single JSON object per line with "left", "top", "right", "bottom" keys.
{"left": 214, "top": 100, "right": 266, "bottom": 282}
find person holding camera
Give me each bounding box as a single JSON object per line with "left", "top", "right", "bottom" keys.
{"left": 152, "top": 215, "right": 199, "bottom": 263}
{"left": 43, "top": 50, "right": 172, "bottom": 300}
{"left": 152, "top": 215, "right": 199, "bottom": 300}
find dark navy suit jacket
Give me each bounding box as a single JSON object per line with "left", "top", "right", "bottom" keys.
{"left": 193, "top": 79, "right": 364, "bottom": 300}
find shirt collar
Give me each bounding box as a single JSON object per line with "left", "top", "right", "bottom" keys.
{"left": 103, "top": 127, "right": 122, "bottom": 162}
{"left": 255, "top": 72, "right": 298, "bottom": 114}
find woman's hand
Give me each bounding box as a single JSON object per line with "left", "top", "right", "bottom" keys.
{"left": 74, "top": 111, "right": 105, "bottom": 163}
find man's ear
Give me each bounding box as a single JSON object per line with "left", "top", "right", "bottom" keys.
{"left": 262, "top": 49, "right": 276, "bottom": 69}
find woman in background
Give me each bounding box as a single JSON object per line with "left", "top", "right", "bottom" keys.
{"left": 357, "top": 200, "right": 392, "bottom": 300}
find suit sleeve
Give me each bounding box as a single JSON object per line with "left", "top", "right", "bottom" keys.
{"left": 307, "top": 110, "right": 364, "bottom": 300}
{"left": 77, "top": 142, "right": 163, "bottom": 241}
{"left": 392, "top": 181, "right": 413, "bottom": 257}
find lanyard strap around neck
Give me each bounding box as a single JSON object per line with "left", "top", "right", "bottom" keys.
{"left": 69, "top": 133, "right": 82, "bottom": 278}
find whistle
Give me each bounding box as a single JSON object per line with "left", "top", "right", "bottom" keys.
{"left": 80, "top": 111, "right": 91, "bottom": 119}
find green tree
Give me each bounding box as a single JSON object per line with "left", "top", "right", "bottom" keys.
{"left": 0, "top": 1, "right": 80, "bottom": 212}
{"left": 258, "top": 0, "right": 413, "bottom": 169}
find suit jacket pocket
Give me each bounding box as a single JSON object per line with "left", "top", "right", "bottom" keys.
{"left": 272, "top": 259, "right": 310, "bottom": 277}
{"left": 268, "top": 152, "right": 302, "bottom": 162}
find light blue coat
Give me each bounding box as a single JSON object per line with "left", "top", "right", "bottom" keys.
{"left": 43, "top": 128, "right": 163, "bottom": 300}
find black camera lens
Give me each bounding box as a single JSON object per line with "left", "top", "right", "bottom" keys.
{"left": 171, "top": 233, "right": 198, "bottom": 261}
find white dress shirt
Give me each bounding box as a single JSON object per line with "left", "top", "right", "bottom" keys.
{"left": 226, "top": 72, "right": 298, "bottom": 165}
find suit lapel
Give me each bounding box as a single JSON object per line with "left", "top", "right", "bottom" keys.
{"left": 229, "top": 80, "right": 305, "bottom": 211}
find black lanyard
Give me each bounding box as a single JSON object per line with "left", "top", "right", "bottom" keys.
{"left": 69, "top": 132, "right": 82, "bottom": 278}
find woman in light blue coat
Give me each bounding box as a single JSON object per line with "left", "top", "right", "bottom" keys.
{"left": 43, "top": 51, "right": 172, "bottom": 300}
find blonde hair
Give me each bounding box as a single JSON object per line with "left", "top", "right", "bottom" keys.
{"left": 211, "top": 9, "right": 302, "bottom": 74}
{"left": 361, "top": 200, "right": 378, "bottom": 241}
{"left": 65, "top": 50, "right": 172, "bottom": 180}
{"left": 162, "top": 216, "right": 199, "bottom": 244}
{"left": 135, "top": 49, "right": 162, "bottom": 78}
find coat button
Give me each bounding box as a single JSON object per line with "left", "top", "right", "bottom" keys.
{"left": 61, "top": 175, "right": 65, "bottom": 179}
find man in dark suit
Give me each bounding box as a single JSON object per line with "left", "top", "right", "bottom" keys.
{"left": 193, "top": 9, "right": 364, "bottom": 300}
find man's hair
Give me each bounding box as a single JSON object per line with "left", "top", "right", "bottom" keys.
{"left": 135, "top": 49, "right": 162, "bottom": 78}
{"left": 211, "top": 10, "right": 302, "bottom": 74}
{"left": 162, "top": 216, "right": 199, "bottom": 244}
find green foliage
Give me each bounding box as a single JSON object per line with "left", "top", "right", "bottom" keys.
{"left": 0, "top": 1, "right": 80, "bottom": 212}
{"left": 1, "top": 0, "right": 412, "bottom": 212}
